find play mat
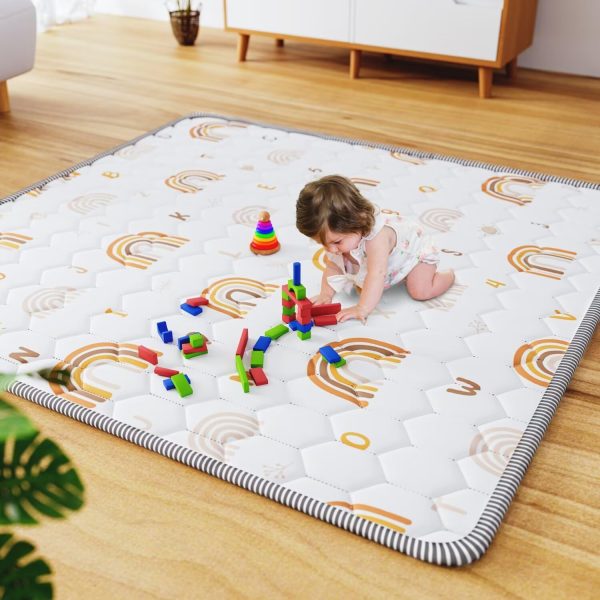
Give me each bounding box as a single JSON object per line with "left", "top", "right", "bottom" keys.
{"left": 2, "top": 114, "right": 599, "bottom": 566}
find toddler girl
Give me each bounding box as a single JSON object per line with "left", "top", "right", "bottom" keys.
{"left": 296, "top": 175, "right": 455, "bottom": 323}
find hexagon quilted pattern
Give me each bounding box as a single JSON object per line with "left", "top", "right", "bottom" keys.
{"left": 2, "top": 115, "right": 599, "bottom": 564}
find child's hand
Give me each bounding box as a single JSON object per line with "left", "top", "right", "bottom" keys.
{"left": 337, "top": 304, "right": 369, "bottom": 324}
{"left": 311, "top": 291, "right": 334, "bottom": 305}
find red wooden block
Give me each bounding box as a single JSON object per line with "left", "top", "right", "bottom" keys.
{"left": 282, "top": 314, "right": 295, "bottom": 323}
{"left": 138, "top": 345, "right": 158, "bottom": 365}
{"left": 236, "top": 328, "right": 249, "bottom": 356}
{"left": 314, "top": 314, "right": 338, "bottom": 326}
{"left": 154, "top": 366, "right": 179, "bottom": 377}
{"left": 296, "top": 299, "right": 313, "bottom": 319}
{"left": 182, "top": 342, "right": 208, "bottom": 355}
{"left": 186, "top": 296, "right": 209, "bottom": 307}
{"left": 282, "top": 298, "right": 295, "bottom": 308}
{"left": 311, "top": 303, "right": 341, "bottom": 317}
{"left": 249, "top": 367, "right": 268, "bottom": 386}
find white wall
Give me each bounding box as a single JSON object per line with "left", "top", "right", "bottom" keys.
{"left": 95, "top": 0, "right": 599, "bottom": 78}
{"left": 94, "top": 0, "right": 224, "bottom": 28}
{"left": 519, "top": 0, "right": 600, "bottom": 78}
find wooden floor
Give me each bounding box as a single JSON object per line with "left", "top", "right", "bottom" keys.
{"left": 3, "top": 15, "right": 600, "bottom": 599}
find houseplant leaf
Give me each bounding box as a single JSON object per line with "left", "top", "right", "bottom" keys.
{"left": 0, "top": 397, "right": 38, "bottom": 443}
{"left": 0, "top": 434, "right": 84, "bottom": 525}
{"left": 0, "top": 533, "right": 52, "bottom": 599}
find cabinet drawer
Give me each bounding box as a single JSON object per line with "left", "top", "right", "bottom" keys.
{"left": 353, "top": 0, "right": 504, "bottom": 61}
{"left": 226, "top": 0, "right": 352, "bottom": 43}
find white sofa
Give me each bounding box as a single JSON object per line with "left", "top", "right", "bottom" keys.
{"left": 0, "top": 0, "right": 37, "bottom": 113}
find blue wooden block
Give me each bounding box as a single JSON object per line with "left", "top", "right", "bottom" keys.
{"left": 156, "top": 320, "right": 168, "bottom": 334}
{"left": 293, "top": 261, "right": 302, "bottom": 286}
{"left": 295, "top": 321, "right": 313, "bottom": 333}
{"left": 177, "top": 335, "right": 190, "bottom": 350}
{"left": 180, "top": 303, "right": 202, "bottom": 316}
{"left": 160, "top": 330, "right": 173, "bottom": 343}
{"left": 288, "top": 320, "right": 299, "bottom": 331}
{"left": 253, "top": 335, "right": 272, "bottom": 352}
{"left": 319, "top": 345, "right": 342, "bottom": 364}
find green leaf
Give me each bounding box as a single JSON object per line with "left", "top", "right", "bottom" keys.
{"left": 0, "top": 533, "right": 52, "bottom": 599}
{"left": 0, "top": 434, "right": 85, "bottom": 525}
{"left": 0, "top": 373, "right": 15, "bottom": 392}
{"left": 0, "top": 398, "right": 38, "bottom": 443}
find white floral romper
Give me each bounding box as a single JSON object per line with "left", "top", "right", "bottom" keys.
{"left": 326, "top": 213, "right": 439, "bottom": 293}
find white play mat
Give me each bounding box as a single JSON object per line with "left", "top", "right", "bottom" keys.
{"left": 3, "top": 114, "right": 599, "bottom": 565}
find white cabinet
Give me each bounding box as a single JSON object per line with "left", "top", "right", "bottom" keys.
{"left": 224, "top": 0, "right": 538, "bottom": 98}
{"left": 225, "top": 0, "right": 351, "bottom": 43}
{"left": 353, "top": 0, "right": 504, "bottom": 61}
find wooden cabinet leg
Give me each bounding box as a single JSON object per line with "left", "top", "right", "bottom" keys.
{"left": 275, "top": 38, "right": 284, "bottom": 47}
{"left": 0, "top": 81, "right": 9, "bottom": 113}
{"left": 478, "top": 67, "right": 493, "bottom": 98}
{"left": 237, "top": 34, "right": 250, "bottom": 62}
{"left": 350, "top": 49, "right": 362, "bottom": 79}
{"left": 506, "top": 57, "right": 518, "bottom": 79}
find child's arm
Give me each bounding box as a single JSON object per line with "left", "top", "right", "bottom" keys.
{"left": 337, "top": 234, "right": 390, "bottom": 323}
{"left": 312, "top": 255, "right": 343, "bottom": 305}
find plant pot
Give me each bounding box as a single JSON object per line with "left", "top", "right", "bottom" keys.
{"left": 170, "top": 10, "right": 200, "bottom": 46}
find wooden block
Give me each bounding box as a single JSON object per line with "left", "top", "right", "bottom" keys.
{"left": 249, "top": 367, "right": 268, "bottom": 386}
{"left": 154, "top": 366, "right": 179, "bottom": 377}
{"left": 186, "top": 296, "right": 209, "bottom": 307}
{"left": 319, "top": 345, "right": 342, "bottom": 364}
{"left": 180, "top": 302, "right": 202, "bottom": 316}
{"left": 253, "top": 336, "right": 272, "bottom": 352}
{"left": 250, "top": 350, "right": 264, "bottom": 368}
{"left": 171, "top": 373, "right": 193, "bottom": 397}
{"left": 138, "top": 345, "right": 158, "bottom": 365}
{"left": 235, "top": 355, "right": 250, "bottom": 393}
{"left": 314, "top": 314, "right": 338, "bottom": 326}
{"left": 182, "top": 342, "right": 208, "bottom": 357}
{"left": 311, "top": 303, "right": 341, "bottom": 316}
{"left": 265, "top": 324, "right": 289, "bottom": 339}
{"left": 236, "top": 328, "right": 249, "bottom": 356}
{"left": 189, "top": 332, "right": 204, "bottom": 348}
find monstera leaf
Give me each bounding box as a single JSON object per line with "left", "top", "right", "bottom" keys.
{"left": 0, "top": 434, "right": 84, "bottom": 525}
{"left": 0, "top": 397, "right": 38, "bottom": 443}
{"left": 0, "top": 533, "right": 52, "bottom": 599}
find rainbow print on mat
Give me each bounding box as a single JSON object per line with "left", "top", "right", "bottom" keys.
{"left": 249, "top": 210, "right": 280, "bottom": 255}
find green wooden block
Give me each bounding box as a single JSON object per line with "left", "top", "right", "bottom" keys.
{"left": 235, "top": 355, "right": 250, "bottom": 393}
{"left": 282, "top": 305, "right": 296, "bottom": 317}
{"left": 297, "top": 330, "right": 312, "bottom": 341}
{"left": 189, "top": 332, "right": 204, "bottom": 348}
{"left": 287, "top": 279, "right": 306, "bottom": 301}
{"left": 333, "top": 357, "right": 346, "bottom": 368}
{"left": 250, "top": 350, "right": 264, "bottom": 368}
{"left": 281, "top": 287, "right": 290, "bottom": 301}
{"left": 171, "top": 373, "right": 193, "bottom": 397}
{"left": 265, "top": 324, "right": 289, "bottom": 339}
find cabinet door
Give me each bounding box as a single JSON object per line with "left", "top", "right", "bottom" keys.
{"left": 226, "top": 0, "right": 352, "bottom": 43}
{"left": 353, "top": 0, "right": 504, "bottom": 61}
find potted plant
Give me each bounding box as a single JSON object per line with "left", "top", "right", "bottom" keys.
{"left": 167, "top": 1, "right": 202, "bottom": 46}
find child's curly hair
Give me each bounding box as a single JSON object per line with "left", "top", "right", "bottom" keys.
{"left": 296, "top": 175, "right": 375, "bottom": 244}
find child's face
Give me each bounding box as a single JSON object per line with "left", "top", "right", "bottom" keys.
{"left": 320, "top": 229, "right": 362, "bottom": 255}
